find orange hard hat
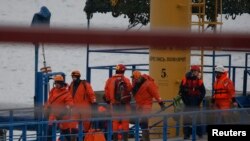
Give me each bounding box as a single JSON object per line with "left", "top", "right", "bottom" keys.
{"left": 115, "top": 64, "right": 126, "bottom": 73}
{"left": 53, "top": 75, "right": 64, "bottom": 82}
{"left": 191, "top": 65, "right": 201, "bottom": 72}
{"left": 71, "top": 70, "right": 81, "bottom": 77}
{"left": 131, "top": 70, "right": 141, "bottom": 79}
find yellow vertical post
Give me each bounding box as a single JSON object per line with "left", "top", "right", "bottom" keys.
{"left": 149, "top": 0, "right": 191, "bottom": 138}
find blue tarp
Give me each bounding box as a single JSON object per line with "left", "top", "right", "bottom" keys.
{"left": 236, "top": 96, "right": 250, "bottom": 108}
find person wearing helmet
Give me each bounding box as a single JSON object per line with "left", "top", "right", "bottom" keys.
{"left": 68, "top": 70, "right": 97, "bottom": 135}
{"left": 179, "top": 65, "right": 206, "bottom": 139}
{"left": 131, "top": 70, "right": 165, "bottom": 141}
{"left": 103, "top": 64, "right": 132, "bottom": 141}
{"left": 212, "top": 65, "right": 237, "bottom": 122}
{"left": 44, "top": 74, "right": 75, "bottom": 141}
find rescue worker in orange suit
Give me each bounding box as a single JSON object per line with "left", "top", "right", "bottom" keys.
{"left": 179, "top": 65, "right": 206, "bottom": 139}
{"left": 103, "top": 64, "right": 132, "bottom": 141}
{"left": 44, "top": 74, "right": 76, "bottom": 141}
{"left": 212, "top": 65, "right": 237, "bottom": 123}
{"left": 131, "top": 70, "right": 165, "bottom": 141}
{"left": 68, "top": 70, "right": 97, "bottom": 135}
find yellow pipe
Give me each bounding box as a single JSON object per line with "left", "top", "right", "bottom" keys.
{"left": 149, "top": 0, "right": 191, "bottom": 138}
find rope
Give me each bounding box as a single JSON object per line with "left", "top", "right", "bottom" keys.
{"left": 40, "top": 43, "right": 52, "bottom": 73}
{"left": 41, "top": 43, "right": 47, "bottom": 68}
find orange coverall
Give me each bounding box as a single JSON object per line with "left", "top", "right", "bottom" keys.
{"left": 45, "top": 86, "right": 76, "bottom": 130}
{"left": 213, "top": 72, "right": 236, "bottom": 109}
{"left": 212, "top": 72, "right": 236, "bottom": 123}
{"left": 133, "top": 74, "right": 162, "bottom": 114}
{"left": 69, "top": 80, "right": 96, "bottom": 132}
{"left": 104, "top": 74, "right": 132, "bottom": 137}
{"left": 132, "top": 74, "right": 163, "bottom": 141}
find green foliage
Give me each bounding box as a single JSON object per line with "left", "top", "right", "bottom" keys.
{"left": 222, "top": 0, "right": 250, "bottom": 20}
{"left": 84, "top": 0, "right": 112, "bottom": 19}
{"left": 195, "top": 0, "right": 250, "bottom": 21}
{"left": 84, "top": 0, "right": 250, "bottom": 28}
{"left": 116, "top": 0, "right": 150, "bottom": 28}
{"left": 84, "top": 0, "right": 149, "bottom": 28}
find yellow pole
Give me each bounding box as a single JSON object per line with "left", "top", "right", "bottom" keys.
{"left": 149, "top": 0, "right": 191, "bottom": 138}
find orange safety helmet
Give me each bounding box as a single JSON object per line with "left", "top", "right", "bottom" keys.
{"left": 131, "top": 70, "right": 141, "bottom": 79}
{"left": 71, "top": 70, "right": 81, "bottom": 77}
{"left": 115, "top": 64, "right": 126, "bottom": 74}
{"left": 191, "top": 65, "right": 201, "bottom": 72}
{"left": 53, "top": 75, "right": 64, "bottom": 82}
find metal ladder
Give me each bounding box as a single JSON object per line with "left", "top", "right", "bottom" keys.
{"left": 191, "top": 0, "right": 223, "bottom": 33}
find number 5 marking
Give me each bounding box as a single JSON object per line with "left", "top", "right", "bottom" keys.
{"left": 161, "top": 68, "right": 168, "bottom": 78}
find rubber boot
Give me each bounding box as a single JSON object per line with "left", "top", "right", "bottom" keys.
{"left": 123, "top": 132, "right": 129, "bottom": 141}
{"left": 113, "top": 133, "right": 118, "bottom": 141}
{"left": 142, "top": 130, "right": 150, "bottom": 141}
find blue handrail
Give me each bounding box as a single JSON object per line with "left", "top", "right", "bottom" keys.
{"left": 243, "top": 53, "right": 250, "bottom": 96}
{"left": 86, "top": 47, "right": 250, "bottom": 94}
{"left": 1, "top": 107, "right": 250, "bottom": 141}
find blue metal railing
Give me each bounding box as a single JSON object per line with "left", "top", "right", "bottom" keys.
{"left": 1, "top": 48, "right": 247, "bottom": 140}
{"left": 87, "top": 63, "right": 250, "bottom": 92}
{"left": 86, "top": 48, "right": 250, "bottom": 94}
{"left": 1, "top": 107, "right": 250, "bottom": 141}
{"left": 243, "top": 53, "right": 250, "bottom": 96}
{"left": 85, "top": 47, "right": 149, "bottom": 81}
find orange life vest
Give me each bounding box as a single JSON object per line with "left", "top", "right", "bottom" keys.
{"left": 182, "top": 77, "right": 203, "bottom": 96}
{"left": 213, "top": 73, "right": 235, "bottom": 100}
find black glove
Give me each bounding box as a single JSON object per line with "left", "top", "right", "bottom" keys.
{"left": 58, "top": 106, "right": 71, "bottom": 119}
{"left": 91, "top": 102, "right": 99, "bottom": 118}
{"left": 232, "top": 97, "right": 236, "bottom": 103}
{"left": 211, "top": 98, "right": 215, "bottom": 104}
{"left": 102, "top": 95, "right": 110, "bottom": 104}
{"left": 92, "top": 102, "right": 98, "bottom": 111}
{"left": 159, "top": 101, "right": 166, "bottom": 111}
{"left": 106, "top": 101, "right": 110, "bottom": 104}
